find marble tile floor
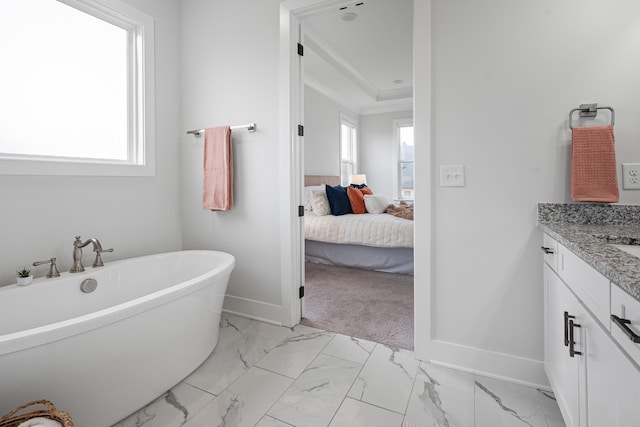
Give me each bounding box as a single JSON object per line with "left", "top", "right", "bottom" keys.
{"left": 113, "top": 313, "right": 565, "bottom": 427}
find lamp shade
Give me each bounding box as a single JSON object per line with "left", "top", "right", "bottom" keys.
{"left": 349, "top": 174, "right": 367, "bottom": 185}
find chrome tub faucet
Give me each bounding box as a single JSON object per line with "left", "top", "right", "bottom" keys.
{"left": 70, "top": 236, "right": 113, "bottom": 273}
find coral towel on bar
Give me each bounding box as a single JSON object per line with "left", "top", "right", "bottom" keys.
{"left": 571, "top": 124, "right": 619, "bottom": 203}
{"left": 203, "top": 126, "right": 233, "bottom": 211}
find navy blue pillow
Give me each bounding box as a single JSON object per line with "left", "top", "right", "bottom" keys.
{"left": 325, "top": 185, "right": 352, "bottom": 216}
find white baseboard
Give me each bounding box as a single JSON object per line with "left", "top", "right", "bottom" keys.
{"left": 223, "top": 296, "right": 549, "bottom": 389}
{"left": 222, "top": 294, "right": 285, "bottom": 326}
{"left": 429, "top": 339, "right": 550, "bottom": 390}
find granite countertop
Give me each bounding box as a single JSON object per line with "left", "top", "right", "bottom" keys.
{"left": 538, "top": 203, "right": 640, "bottom": 302}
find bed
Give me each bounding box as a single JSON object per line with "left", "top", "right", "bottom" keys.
{"left": 303, "top": 175, "right": 414, "bottom": 274}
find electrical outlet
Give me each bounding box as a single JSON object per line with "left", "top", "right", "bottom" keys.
{"left": 440, "top": 165, "right": 465, "bottom": 187}
{"left": 622, "top": 163, "right": 640, "bottom": 190}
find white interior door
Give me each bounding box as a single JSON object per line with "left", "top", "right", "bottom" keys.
{"left": 297, "top": 23, "right": 306, "bottom": 318}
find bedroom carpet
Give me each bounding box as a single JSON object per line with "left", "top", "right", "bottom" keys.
{"left": 301, "top": 262, "right": 414, "bottom": 350}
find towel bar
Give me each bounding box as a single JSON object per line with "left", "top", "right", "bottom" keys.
{"left": 569, "top": 104, "right": 614, "bottom": 129}
{"left": 186, "top": 123, "right": 256, "bottom": 136}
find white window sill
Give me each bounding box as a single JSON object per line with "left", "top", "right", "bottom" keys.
{"left": 0, "top": 156, "right": 155, "bottom": 177}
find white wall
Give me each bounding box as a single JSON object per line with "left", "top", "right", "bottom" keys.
{"left": 0, "top": 0, "right": 182, "bottom": 286}
{"left": 180, "top": 0, "right": 286, "bottom": 321}
{"left": 303, "top": 85, "right": 347, "bottom": 176}
{"left": 3, "top": 0, "right": 637, "bottom": 387}
{"left": 360, "top": 111, "right": 413, "bottom": 199}
{"left": 427, "top": 0, "right": 640, "bottom": 385}
{"left": 304, "top": 84, "right": 412, "bottom": 201}
{"left": 180, "top": 0, "right": 640, "bottom": 386}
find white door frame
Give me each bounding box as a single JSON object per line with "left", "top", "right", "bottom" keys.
{"left": 278, "top": 0, "right": 433, "bottom": 361}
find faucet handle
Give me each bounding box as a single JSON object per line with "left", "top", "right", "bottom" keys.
{"left": 33, "top": 257, "right": 60, "bottom": 278}
{"left": 92, "top": 248, "right": 113, "bottom": 268}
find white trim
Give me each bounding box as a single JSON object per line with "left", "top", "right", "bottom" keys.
{"left": 340, "top": 112, "right": 359, "bottom": 128}
{"left": 301, "top": 20, "right": 413, "bottom": 115}
{"left": 284, "top": 0, "right": 360, "bottom": 21}
{"left": 377, "top": 87, "right": 414, "bottom": 102}
{"left": 305, "top": 77, "right": 413, "bottom": 116}
{"left": 280, "top": 0, "right": 433, "bottom": 363}
{"left": 339, "top": 112, "right": 358, "bottom": 186}
{"left": 0, "top": 0, "right": 155, "bottom": 177}
{"left": 304, "top": 27, "right": 378, "bottom": 101}
{"left": 393, "top": 118, "right": 414, "bottom": 200}
{"left": 222, "top": 310, "right": 285, "bottom": 328}
{"left": 278, "top": 4, "right": 302, "bottom": 327}
{"left": 360, "top": 101, "right": 415, "bottom": 116}
{"left": 304, "top": 77, "right": 361, "bottom": 114}
{"left": 222, "top": 296, "right": 286, "bottom": 326}
{"left": 430, "top": 339, "right": 551, "bottom": 389}
{"left": 413, "top": 0, "right": 432, "bottom": 361}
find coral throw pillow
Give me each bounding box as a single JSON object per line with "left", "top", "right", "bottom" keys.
{"left": 347, "top": 187, "right": 367, "bottom": 214}
{"left": 350, "top": 183, "right": 374, "bottom": 196}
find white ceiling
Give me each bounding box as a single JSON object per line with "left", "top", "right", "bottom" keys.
{"left": 302, "top": 0, "right": 413, "bottom": 115}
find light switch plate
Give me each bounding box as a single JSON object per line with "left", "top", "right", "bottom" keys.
{"left": 440, "top": 165, "right": 465, "bottom": 187}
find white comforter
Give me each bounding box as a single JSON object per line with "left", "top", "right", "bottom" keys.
{"left": 304, "top": 211, "right": 413, "bottom": 248}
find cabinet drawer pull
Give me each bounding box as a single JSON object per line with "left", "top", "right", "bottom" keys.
{"left": 541, "top": 246, "right": 555, "bottom": 255}
{"left": 611, "top": 314, "right": 640, "bottom": 343}
{"left": 569, "top": 319, "right": 582, "bottom": 357}
{"left": 564, "top": 311, "right": 575, "bottom": 347}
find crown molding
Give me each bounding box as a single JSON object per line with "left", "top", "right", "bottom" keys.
{"left": 360, "top": 101, "right": 414, "bottom": 116}
{"left": 304, "top": 77, "right": 363, "bottom": 114}
{"left": 284, "top": 0, "right": 361, "bottom": 21}
{"left": 303, "top": 27, "right": 378, "bottom": 101}
{"left": 377, "top": 86, "right": 414, "bottom": 101}
{"left": 304, "top": 79, "right": 413, "bottom": 116}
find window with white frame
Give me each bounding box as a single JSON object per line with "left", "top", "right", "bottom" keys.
{"left": 394, "top": 119, "right": 414, "bottom": 200}
{"left": 0, "top": 0, "right": 155, "bottom": 176}
{"left": 340, "top": 114, "right": 358, "bottom": 186}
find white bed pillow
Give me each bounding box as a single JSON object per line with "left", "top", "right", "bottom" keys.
{"left": 303, "top": 185, "right": 325, "bottom": 210}
{"left": 364, "top": 194, "right": 390, "bottom": 214}
{"left": 310, "top": 190, "right": 331, "bottom": 216}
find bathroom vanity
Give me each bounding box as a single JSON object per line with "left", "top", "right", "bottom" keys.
{"left": 539, "top": 204, "right": 640, "bottom": 427}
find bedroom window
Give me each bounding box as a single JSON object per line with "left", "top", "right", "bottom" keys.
{"left": 394, "top": 119, "right": 414, "bottom": 200}
{"left": 0, "top": 0, "right": 155, "bottom": 176}
{"left": 340, "top": 113, "right": 358, "bottom": 186}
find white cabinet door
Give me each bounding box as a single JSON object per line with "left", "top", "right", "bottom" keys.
{"left": 545, "top": 264, "right": 583, "bottom": 427}
{"left": 557, "top": 243, "right": 610, "bottom": 328}
{"left": 543, "top": 233, "right": 640, "bottom": 427}
{"left": 584, "top": 309, "right": 640, "bottom": 427}
{"left": 610, "top": 284, "right": 640, "bottom": 367}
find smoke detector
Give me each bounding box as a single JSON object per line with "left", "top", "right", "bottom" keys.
{"left": 341, "top": 11, "right": 358, "bottom": 22}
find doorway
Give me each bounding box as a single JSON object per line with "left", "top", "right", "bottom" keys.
{"left": 282, "top": 0, "right": 423, "bottom": 351}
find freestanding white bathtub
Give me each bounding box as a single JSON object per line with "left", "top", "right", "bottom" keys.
{"left": 0, "top": 250, "right": 234, "bottom": 427}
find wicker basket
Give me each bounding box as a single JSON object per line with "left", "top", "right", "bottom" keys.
{"left": 0, "top": 400, "right": 73, "bottom": 427}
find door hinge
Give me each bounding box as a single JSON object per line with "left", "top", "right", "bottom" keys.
{"left": 299, "top": 286, "right": 305, "bottom": 298}
{"left": 298, "top": 205, "right": 304, "bottom": 217}
{"left": 298, "top": 124, "right": 304, "bottom": 136}
{"left": 297, "top": 43, "right": 304, "bottom": 56}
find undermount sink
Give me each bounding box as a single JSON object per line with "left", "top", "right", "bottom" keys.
{"left": 591, "top": 233, "right": 640, "bottom": 246}
{"left": 590, "top": 234, "right": 640, "bottom": 258}
{"left": 610, "top": 244, "right": 640, "bottom": 259}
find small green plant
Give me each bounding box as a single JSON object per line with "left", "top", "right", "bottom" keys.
{"left": 17, "top": 267, "right": 31, "bottom": 278}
